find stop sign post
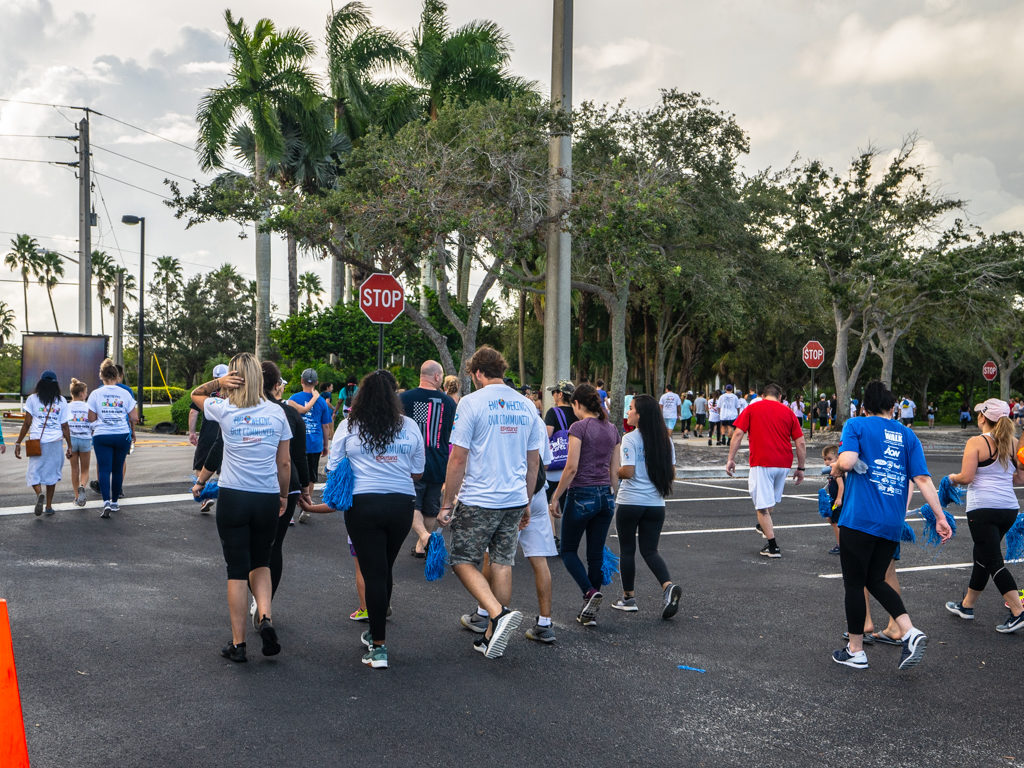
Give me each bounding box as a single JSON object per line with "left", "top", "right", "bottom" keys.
{"left": 359, "top": 274, "right": 405, "bottom": 369}
{"left": 802, "top": 340, "right": 825, "bottom": 437}
{"left": 983, "top": 359, "right": 998, "bottom": 398}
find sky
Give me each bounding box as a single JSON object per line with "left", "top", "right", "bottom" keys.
{"left": 1, "top": 0, "right": 1022, "bottom": 337}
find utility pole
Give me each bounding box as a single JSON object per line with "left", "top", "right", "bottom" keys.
{"left": 542, "top": 0, "right": 573, "bottom": 409}
{"left": 113, "top": 272, "right": 124, "bottom": 365}
{"left": 78, "top": 114, "right": 93, "bottom": 335}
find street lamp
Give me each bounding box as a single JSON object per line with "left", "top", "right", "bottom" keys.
{"left": 121, "top": 214, "right": 145, "bottom": 425}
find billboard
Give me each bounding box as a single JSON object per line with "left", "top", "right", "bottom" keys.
{"left": 20, "top": 334, "right": 109, "bottom": 397}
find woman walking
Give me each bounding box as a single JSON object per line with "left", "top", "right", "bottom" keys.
{"left": 67, "top": 378, "right": 92, "bottom": 506}
{"left": 443, "top": 374, "right": 461, "bottom": 404}
{"left": 944, "top": 399, "right": 1024, "bottom": 633}
{"left": 548, "top": 383, "right": 620, "bottom": 627}
{"left": 302, "top": 370, "right": 424, "bottom": 669}
{"left": 87, "top": 359, "right": 138, "bottom": 518}
{"left": 192, "top": 353, "right": 292, "bottom": 663}
{"left": 611, "top": 395, "right": 682, "bottom": 619}
{"left": 13, "top": 370, "right": 72, "bottom": 516}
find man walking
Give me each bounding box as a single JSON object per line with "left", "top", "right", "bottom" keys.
{"left": 288, "top": 368, "right": 333, "bottom": 521}
{"left": 718, "top": 384, "right": 740, "bottom": 446}
{"left": 438, "top": 346, "right": 544, "bottom": 659}
{"left": 694, "top": 392, "right": 708, "bottom": 438}
{"left": 400, "top": 360, "right": 456, "bottom": 557}
{"left": 659, "top": 385, "right": 682, "bottom": 433}
{"left": 725, "top": 382, "right": 807, "bottom": 558}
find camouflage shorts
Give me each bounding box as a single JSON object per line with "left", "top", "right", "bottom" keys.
{"left": 449, "top": 502, "right": 527, "bottom": 567}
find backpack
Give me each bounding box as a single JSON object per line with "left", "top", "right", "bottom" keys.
{"left": 547, "top": 407, "right": 570, "bottom": 471}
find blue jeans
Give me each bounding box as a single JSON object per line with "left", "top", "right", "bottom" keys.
{"left": 93, "top": 432, "right": 131, "bottom": 502}
{"left": 559, "top": 485, "right": 614, "bottom": 594}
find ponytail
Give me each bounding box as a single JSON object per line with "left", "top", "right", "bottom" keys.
{"left": 988, "top": 415, "right": 1016, "bottom": 469}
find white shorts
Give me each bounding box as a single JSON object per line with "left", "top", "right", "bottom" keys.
{"left": 748, "top": 466, "right": 789, "bottom": 510}
{"left": 518, "top": 489, "right": 558, "bottom": 558}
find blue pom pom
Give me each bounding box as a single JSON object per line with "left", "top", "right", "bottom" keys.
{"left": 1005, "top": 512, "right": 1024, "bottom": 562}
{"left": 601, "top": 546, "right": 620, "bottom": 586}
{"left": 818, "top": 487, "right": 833, "bottom": 519}
{"left": 900, "top": 520, "right": 916, "bottom": 543}
{"left": 322, "top": 457, "right": 354, "bottom": 511}
{"left": 191, "top": 476, "right": 219, "bottom": 502}
{"left": 917, "top": 504, "right": 957, "bottom": 547}
{"left": 938, "top": 476, "right": 964, "bottom": 507}
{"left": 424, "top": 530, "right": 449, "bottom": 581}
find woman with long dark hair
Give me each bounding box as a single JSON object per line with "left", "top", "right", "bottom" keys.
{"left": 14, "top": 370, "right": 72, "bottom": 517}
{"left": 548, "top": 383, "right": 620, "bottom": 627}
{"left": 301, "top": 370, "right": 424, "bottom": 670}
{"left": 192, "top": 352, "right": 292, "bottom": 663}
{"left": 611, "top": 394, "right": 682, "bottom": 618}
{"left": 944, "top": 399, "right": 1024, "bottom": 632}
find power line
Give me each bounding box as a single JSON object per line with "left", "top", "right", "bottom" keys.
{"left": 92, "top": 143, "right": 197, "bottom": 183}
{"left": 0, "top": 133, "right": 76, "bottom": 139}
{"left": 91, "top": 173, "right": 127, "bottom": 269}
{"left": 91, "top": 170, "right": 170, "bottom": 201}
{"left": 0, "top": 156, "right": 76, "bottom": 167}
{"left": 0, "top": 97, "right": 89, "bottom": 111}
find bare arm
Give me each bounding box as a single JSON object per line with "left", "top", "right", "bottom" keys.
{"left": 834, "top": 475, "right": 845, "bottom": 506}
{"left": 948, "top": 437, "right": 982, "bottom": 485}
{"left": 793, "top": 436, "right": 807, "bottom": 485}
{"left": 609, "top": 442, "right": 620, "bottom": 494}
{"left": 725, "top": 428, "right": 746, "bottom": 476}
{"left": 437, "top": 445, "right": 469, "bottom": 526}
{"left": 914, "top": 474, "right": 952, "bottom": 541}
{"left": 276, "top": 439, "right": 291, "bottom": 516}
{"left": 286, "top": 392, "right": 319, "bottom": 414}
{"left": 191, "top": 373, "right": 242, "bottom": 411}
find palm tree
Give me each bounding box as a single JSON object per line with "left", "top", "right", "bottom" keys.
{"left": 36, "top": 250, "right": 65, "bottom": 331}
{"left": 298, "top": 271, "right": 324, "bottom": 311}
{"left": 91, "top": 250, "right": 116, "bottom": 336}
{"left": 196, "top": 10, "right": 323, "bottom": 360}
{"left": 0, "top": 301, "right": 16, "bottom": 345}
{"left": 4, "top": 234, "right": 43, "bottom": 332}
{"left": 152, "top": 256, "right": 183, "bottom": 332}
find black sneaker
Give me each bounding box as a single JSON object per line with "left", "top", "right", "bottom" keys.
{"left": 662, "top": 583, "right": 682, "bottom": 620}
{"left": 832, "top": 645, "right": 868, "bottom": 669}
{"left": 258, "top": 616, "right": 281, "bottom": 656}
{"left": 755, "top": 522, "right": 765, "bottom": 538}
{"left": 89, "top": 480, "right": 100, "bottom": 494}
{"left": 996, "top": 612, "right": 1024, "bottom": 633}
{"left": 483, "top": 608, "right": 522, "bottom": 659}
{"left": 898, "top": 628, "right": 927, "bottom": 670}
{"left": 578, "top": 589, "right": 603, "bottom": 626}
{"left": 221, "top": 641, "right": 246, "bottom": 663}
{"left": 759, "top": 543, "right": 781, "bottom": 558}
{"left": 33, "top": 493, "right": 44, "bottom": 517}
{"left": 945, "top": 601, "right": 974, "bottom": 620}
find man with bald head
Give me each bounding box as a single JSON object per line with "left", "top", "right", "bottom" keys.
{"left": 401, "top": 360, "right": 457, "bottom": 556}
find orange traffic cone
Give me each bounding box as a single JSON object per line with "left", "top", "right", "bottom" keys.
{"left": 0, "top": 600, "right": 30, "bottom": 767}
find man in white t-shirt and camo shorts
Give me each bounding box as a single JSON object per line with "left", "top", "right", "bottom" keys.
{"left": 438, "top": 346, "right": 544, "bottom": 660}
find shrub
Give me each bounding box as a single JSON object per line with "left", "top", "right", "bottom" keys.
{"left": 141, "top": 386, "right": 187, "bottom": 404}
{"left": 170, "top": 395, "right": 196, "bottom": 433}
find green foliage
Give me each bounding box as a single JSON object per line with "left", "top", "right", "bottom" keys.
{"left": 170, "top": 395, "right": 195, "bottom": 433}
{"left": 0, "top": 344, "right": 21, "bottom": 393}
{"left": 142, "top": 386, "right": 187, "bottom": 403}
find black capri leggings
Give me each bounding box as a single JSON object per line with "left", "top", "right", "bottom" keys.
{"left": 215, "top": 487, "right": 279, "bottom": 580}
{"left": 615, "top": 504, "right": 671, "bottom": 592}
{"left": 839, "top": 526, "right": 907, "bottom": 636}
{"left": 269, "top": 494, "right": 298, "bottom": 595}
{"left": 966, "top": 507, "right": 1019, "bottom": 595}
{"left": 344, "top": 493, "right": 414, "bottom": 645}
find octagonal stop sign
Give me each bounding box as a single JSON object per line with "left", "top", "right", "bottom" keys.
{"left": 359, "top": 274, "right": 405, "bottom": 324}
{"left": 983, "top": 360, "right": 998, "bottom": 381}
{"left": 802, "top": 340, "right": 825, "bottom": 369}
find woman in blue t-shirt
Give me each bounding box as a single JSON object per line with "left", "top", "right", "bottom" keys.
{"left": 831, "top": 381, "right": 951, "bottom": 672}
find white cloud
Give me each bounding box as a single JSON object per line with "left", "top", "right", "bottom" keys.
{"left": 179, "top": 61, "right": 231, "bottom": 75}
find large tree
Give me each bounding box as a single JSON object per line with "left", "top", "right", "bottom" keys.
{"left": 196, "top": 10, "right": 323, "bottom": 359}
{"left": 4, "top": 234, "right": 42, "bottom": 332}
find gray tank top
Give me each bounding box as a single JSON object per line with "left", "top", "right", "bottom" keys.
{"left": 966, "top": 436, "right": 1019, "bottom": 512}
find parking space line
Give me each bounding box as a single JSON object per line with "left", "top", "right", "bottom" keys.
{"left": 0, "top": 493, "right": 195, "bottom": 517}
{"left": 667, "top": 494, "right": 817, "bottom": 503}
{"left": 817, "top": 562, "right": 973, "bottom": 579}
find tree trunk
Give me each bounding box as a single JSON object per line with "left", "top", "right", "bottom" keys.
{"left": 575, "top": 294, "right": 587, "bottom": 380}
{"left": 457, "top": 234, "right": 472, "bottom": 305}
{"left": 22, "top": 279, "right": 28, "bottom": 333}
{"left": 97, "top": 289, "right": 105, "bottom": 335}
{"left": 643, "top": 313, "right": 652, "bottom": 394}
{"left": 981, "top": 341, "right": 1022, "bottom": 402}
{"left": 286, "top": 232, "right": 298, "bottom": 316}
{"left": 253, "top": 148, "right": 272, "bottom": 360}
{"left": 605, "top": 287, "right": 630, "bottom": 432}
{"left": 831, "top": 305, "right": 871, "bottom": 429}
{"left": 48, "top": 290, "right": 59, "bottom": 331}
{"left": 517, "top": 290, "right": 526, "bottom": 385}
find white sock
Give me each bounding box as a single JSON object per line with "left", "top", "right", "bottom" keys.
{"left": 538, "top": 616, "right": 552, "bottom": 627}
{"left": 476, "top": 607, "right": 488, "bottom": 618}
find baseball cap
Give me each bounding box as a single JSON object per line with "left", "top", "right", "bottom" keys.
{"left": 547, "top": 379, "right": 575, "bottom": 395}
{"left": 212, "top": 364, "right": 229, "bottom": 378}
{"left": 725, "top": 384, "right": 734, "bottom": 391}
{"left": 975, "top": 398, "right": 1010, "bottom": 420}
{"left": 40, "top": 369, "right": 57, "bottom": 382}
{"left": 301, "top": 368, "right": 318, "bottom": 384}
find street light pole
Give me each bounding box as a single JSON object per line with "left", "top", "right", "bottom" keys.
{"left": 121, "top": 215, "right": 145, "bottom": 425}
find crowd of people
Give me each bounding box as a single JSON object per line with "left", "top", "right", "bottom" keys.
{"left": 8, "top": 346, "right": 1023, "bottom": 676}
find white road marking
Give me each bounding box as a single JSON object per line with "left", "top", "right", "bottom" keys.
{"left": 0, "top": 493, "right": 196, "bottom": 517}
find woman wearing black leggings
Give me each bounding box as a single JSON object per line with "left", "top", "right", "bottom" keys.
{"left": 192, "top": 352, "right": 291, "bottom": 663}
{"left": 301, "top": 370, "right": 424, "bottom": 669}
{"left": 945, "top": 398, "right": 1024, "bottom": 632}
{"left": 612, "top": 394, "right": 682, "bottom": 619}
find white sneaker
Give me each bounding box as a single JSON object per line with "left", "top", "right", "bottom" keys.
{"left": 249, "top": 596, "right": 259, "bottom": 633}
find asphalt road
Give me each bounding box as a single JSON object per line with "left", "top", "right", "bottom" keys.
{"left": 0, "top": 446, "right": 1021, "bottom": 768}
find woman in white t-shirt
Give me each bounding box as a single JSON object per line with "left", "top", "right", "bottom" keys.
{"left": 13, "top": 370, "right": 72, "bottom": 517}
{"left": 67, "top": 378, "right": 93, "bottom": 507}
{"left": 87, "top": 358, "right": 138, "bottom": 518}
{"left": 301, "top": 370, "right": 425, "bottom": 670}
{"left": 612, "top": 394, "right": 682, "bottom": 618}
{"left": 192, "top": 352, "right": 292, "bottom": 664}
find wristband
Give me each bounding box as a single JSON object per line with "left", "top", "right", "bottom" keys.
{"left": 797, "top": 467, "right": 806, "bottom": 471}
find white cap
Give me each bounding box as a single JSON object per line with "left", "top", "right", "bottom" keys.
{"left": 213, "top": 364, "right": 229, "bottom": 378}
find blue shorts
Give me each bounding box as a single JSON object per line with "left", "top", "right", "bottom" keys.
{"left": 664, "top": 418, "right": 677, "bottom": 431}
{"left": 71, "top": 436, "right": 93, "bottom": 453}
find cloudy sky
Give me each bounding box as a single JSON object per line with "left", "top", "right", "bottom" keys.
{"left": 1, "top": 0, "right": 1022, "bottom": 336}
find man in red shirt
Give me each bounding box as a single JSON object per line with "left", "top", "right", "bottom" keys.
{"left": 725, "top": 383, "right": 806, "bottom": 558}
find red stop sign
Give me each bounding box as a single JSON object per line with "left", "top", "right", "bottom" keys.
{"left": 359, "top": 274, "right": 405, "bottom": 324}
{"left": 802, "top": 340, "right": 825, "bottom": 369}
{"left": 983, "top": 360, "right": 998, "bottom": 381}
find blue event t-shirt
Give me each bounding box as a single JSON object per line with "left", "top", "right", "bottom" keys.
{"left": 837, "top": 416, "right": 929, "bottom": 541}
{"left": 288, "top": 391, "right": 332, "bottom": 453}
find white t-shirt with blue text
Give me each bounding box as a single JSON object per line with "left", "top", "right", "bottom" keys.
{"left": 203, "top": 397, "right": 292, "bottom": 494}
{"left": 616, "top": 429, "right": 676, "bottom": 507}
{"left": 23, "top": 394, "right": 70, "bottom": 443}
{"left": 329, "top": 416, "right": 425, "bottom": 496}
{"left": 67, "top": 400, "right": 92, "bottom": 438}
{"left": 87, "top": 385, "right": 136, "bottom": 436}
{"left": 450, "top": 384, "right": 547, "bottom": 509}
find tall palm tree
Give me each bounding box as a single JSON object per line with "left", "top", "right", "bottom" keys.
{"left": 152, "top": 256, "right": 183, "bottom": 332}
{"left": 0, "top": 301, "right": 16, "bottom": 345}
{"left": 4, "top": 234, "right": 43, "bottom": 332}
{"left": 196, "top": 9, "right": 323, "bottom": 359}
{"left": 36, "top": 250, "right": 65, "bottom": 331}
{"left": 297, "top": 271, "right": 324, "bottom": 311}
{"left": 91, "top": 250, "right": 116, "bottom": 336}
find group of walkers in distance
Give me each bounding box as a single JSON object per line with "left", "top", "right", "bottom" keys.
{"left": 10, "top": 343, "right": 1024, "bottom": 676}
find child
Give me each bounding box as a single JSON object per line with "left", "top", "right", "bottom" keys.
{"left": 67, "top": 378, "right": 92, "bottom": 506}
{"left": 822, "top": 444, "right": 844, "bottom": 555}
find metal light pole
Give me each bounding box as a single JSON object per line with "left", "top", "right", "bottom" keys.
{"left": 121, "top": 215, "right": 145, "bottom": 424}
{"left": 542, "top": 0, "right": 573, "bottom": 410}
